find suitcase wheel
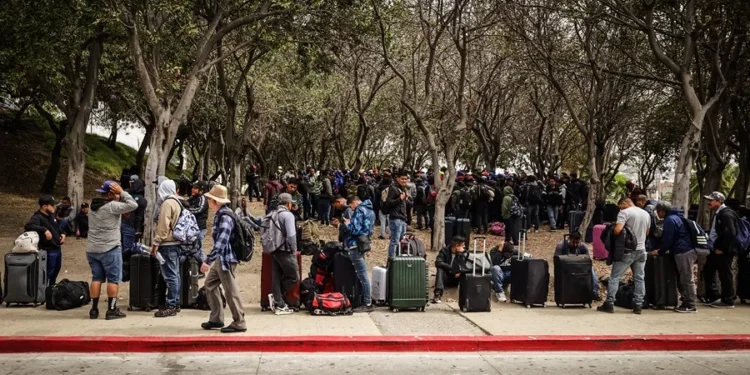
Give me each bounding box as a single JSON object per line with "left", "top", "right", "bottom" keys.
{"left": 542, "top": 303, "right": 547, "bottom": 308}
{"left": 5, "top": 302, "right": 9, "bottom": 307}
{"left": 742, "top": 299, "right": 747, "bottom": 305}
{"left": 419, "top": 307, "right": 425, "bottom": 312}
{"left": 461, "top": 307, "right": 467, "bottom": 312}
{"left": 525, "top": 305, "right": 531, "bottom": 309}
{"left": 261, "top": 307, "right": 272, "bottom": 312}
{"left": 392, "top": 308, "right": 399, "bottom": 313}
{"left": 127, "top": 306, "right": 133, "bottom": 311}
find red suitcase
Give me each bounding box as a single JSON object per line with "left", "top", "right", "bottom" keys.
{"left": 593, "top": 224, "right": 608, "bottom": 260}
{"left": 260, "top": 252, "right": 302, "bottom": 311}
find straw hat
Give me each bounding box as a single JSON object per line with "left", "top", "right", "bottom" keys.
{"left": 204, "top": 184, "right": 231, "bottom": 204}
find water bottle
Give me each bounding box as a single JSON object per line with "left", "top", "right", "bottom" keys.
{"left": 155, "top": 251, "right": 166, "bottom": 265}
{"left": 137, "top": 243, "right": 150, "bottom": 254}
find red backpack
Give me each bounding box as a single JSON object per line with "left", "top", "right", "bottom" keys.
{"left": 426, "top": 190, "right": 437, "bottom": 205}
{"left": 309, "top": 292, "right": 352, "bottom": 315}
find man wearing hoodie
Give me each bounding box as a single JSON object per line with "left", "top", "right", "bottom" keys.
{"left": 344, "top": 195, "right": 376, "bottom": 312}
{"left": 121, "top": 175, "right": 147, "bottom": 256}
{"left": 501, "top": 186, "right": 522, "bottom": 246}
{"left": 384, "top": 170, "right": 410, "bottom": 258}
{"left": 87, "top": 181, "right": 138, "bottom": 320}
{"left": 151, "top": 179, "right": 184, "bottom": 318}
{"left": 703, "top": 191, "right": 740, "bottom": 308}
{"left": 655, "top": 202, "right": 705, "bottom": 313}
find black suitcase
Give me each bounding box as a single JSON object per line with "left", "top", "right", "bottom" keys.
{"left": 554, "top": 236, "right": 593, "bottom": 308}
{"left": 444, "top": 216, "right": 456, "bottom": 246}
{"left": 333, "top": 251, "right": 363, "bottom": 308}
{"left": 4, "top": 251, "right": 48, "bottom": 307}
{"left": 459, "top": 237, "right": 491, "bottom": 312}
{"left": 568, "top": 210, "right": 584, "bottom": 234}
{"left": 128, "top": 254, "right": 160, "bottom": 311}
{"left": 738, "top": 255, "right": 750, "bottom": 304}
{"left": 645, "top": 254, "right": 679, "bottom": 308}
{"left": 180, "top": 257, "right": 200, "bottom": 308}
{"left": 510, "top": 232, "right": 549, "bottom": 308}
{"left": 456, "top": 217, "right": 471, "bottom": 249}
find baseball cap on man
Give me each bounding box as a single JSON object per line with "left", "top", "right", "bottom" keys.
{"left": 38, "top": 195, "right": 56, "bottom": 207}
{"left": 703, "top": 191, "right": 726, "bottom": 202}
{"left": 130, "top": 175, "right": 139, "bottom": 182}
{"left": 96, "top": 180, "right": 117, "bottom": 193}
{"left": 278, "top": 193, "right": 293, "bottom": 205}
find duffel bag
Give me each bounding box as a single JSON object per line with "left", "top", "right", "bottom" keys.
{"left": 309, "top": 292, "right": 352, "bottom": 316}
{"left": 45, "top": 279, "right": 91, "bottom": 310}
{"left": 195, "top": 286, "right": 227, "bottom": 310}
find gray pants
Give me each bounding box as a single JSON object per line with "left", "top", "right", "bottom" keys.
{"left": 272, "top": 251, "right": 299, "bottom": 307}
{"left": 674, "top": 250, "right": 703, "bottom": 307}
{"left": 205, "top": 262, "right": 246, "bottom": 329}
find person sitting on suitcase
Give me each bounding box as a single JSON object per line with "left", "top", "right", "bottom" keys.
{"left": 343, "top": 195, "right": 376, "bottom": 313}
{"left": 432, "top": 236, "right": 468, "bottom": 303}
{"left": 25, "top": 195, "right": 65, "bottom": 285}
{"left": 554, "top": 232, "right": 601, "bottom": 301}
{"left": 87, "top": 181, "right": 138, "bottom": 320}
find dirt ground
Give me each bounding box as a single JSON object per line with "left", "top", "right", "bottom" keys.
{"left": 0, "top": 192, "right": 613, "bottom": 305}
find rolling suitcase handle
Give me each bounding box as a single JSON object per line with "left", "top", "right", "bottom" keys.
{"left": 472, "top": 236, "right": 488, "bottom": 276}
{"left": 518, "top": 230, "right": 528, "bottom": 260}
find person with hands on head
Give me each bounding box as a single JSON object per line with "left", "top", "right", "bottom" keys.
{"left": 86, "top": 181, "right": 137, "bottom": 320}
{"left": 432, "top": 236, "right": 468, "bottom": 304}
{"left": 199, "top": 184, "right": 247, "bottom": 333}
{"left": 25, "top": 195, "right": 65, "bottom": 285}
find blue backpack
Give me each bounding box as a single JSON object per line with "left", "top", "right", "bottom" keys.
{"left": 737, "top": 217, "right": 750, "bottom": 254}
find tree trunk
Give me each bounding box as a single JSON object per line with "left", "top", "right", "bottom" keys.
{"left": 735, "top": 141, "right": 750, "bottom": 205}
{"left": 229, "top": 156, "right": 242, "bottom": 210}
{"left": 41, "top": 134, "right": 64, "bottom": 195}
{"left": 142, "top": 116, "right": 178, "bottom": 245}
{"left": 317, "top": 139, "right": 328, "bottom": 172}
{"left": 66, "top": 116, "right": 87, "bottom": 216}
{"left": 672, "top": 124, "right": 702, "bottom": 215}
{"left": 136, "top": 125, "right": 153, "bottom": 177}
{"left": 698, "top": 155, "right": 726, "bottom": 227}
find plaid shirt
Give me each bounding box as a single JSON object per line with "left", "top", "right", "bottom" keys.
{"left": 206, "top": 206, "right": 238, "bottom": 271}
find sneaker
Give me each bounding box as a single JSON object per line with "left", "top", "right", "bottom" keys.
{"left": 432, "top": 293, "right": 442, "bottom": 304}
{"left": 201, "top": 321, "right": 225, "bottom": 330}
{"left": 105, "top": 308, "right": 126, "bottom": 320}
{"left": 674, "top": 305, "right": 697, "bottom": 313}
{"left": 633, "top": 306, "right": 642, "bottom": 315}
{"left": 703, "top": 299, "right": 721, "bottom": 306}
{"left": 267, "top": 294, "right": 276, "bottom": 313}
{"left": 274, "top": 305, "right": 294, "bottom": 316}
{"left": 89, "top": 309, "right": 99, "bottom": 320}
{"left": 353, "top": 304, "right": 375, "bottom": 313}
{"left": 709, "top": 301, "right": 735, "bottom": 309}
{"left": 596, "top": 303, "right": 614, "bottom": 313}
{"left": 592, "top": 293, "right": 602, "bottom": 302}
{"left": 495, "top": 291, "right": 507, "bottom": 303}
{"left": 154, "top": 308, "right": 177, "bottom": 318}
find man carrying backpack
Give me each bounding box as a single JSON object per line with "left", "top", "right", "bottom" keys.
{"left": 703, "top": 192, "right": 740, "bottom": 309}
{"left": 501, "top": 186, "right": 523, "bottom": 246}
{"left": 200, "top": 185, "right": 247, "bottom": 333}
{"left": 152, "top": 179, "right": 184, "bottom": 318}
{"left": 263, "top": 193, "right": 299, "bottom": 315}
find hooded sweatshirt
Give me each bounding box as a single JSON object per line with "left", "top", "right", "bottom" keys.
{"left": 86, "top": 191, "right": 138, "bottom": 253}
{"left": 345, "top": 200, "right": 376, "bottom": 248}
{"left": 660, "top": 208, "right": 693, "bottom": 256}
{"left": 501, "top": 186, "right": 515, "bottom": 220}
{"left": 154, "top": 180, "right": 182, "bottom": 247}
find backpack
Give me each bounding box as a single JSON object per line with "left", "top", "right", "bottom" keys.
{"left": 737, "top": 217, "right": 750, "bottom": 254}
{"left": 356, "top": 184, "right": 370, "bottom": 201}
{"left": 45, "top": 279, "right": 90, "bottom": 311}
{"left": 680, "top": 217, "right": 709, "bottom": 250}
{"left": 489, "top": 222, "right": 505, "bottom": 236}
{"left": 195, "top": 286, "right": 226, "bottom": 310}
{"left": 219, "top": 210, "right": 255, "bottom": 262}
{"left": 312, "top": 241, "right": 343, "bottom": 272}
{"left": 399, "top": 235, "right": 426, "bottom": 258}
{"left": 346, "top": 184, "right": 358, "bottom": 199}
{"left": 300, "top": 277, "right": 319, "bottom": 311}
{"left": 380, "top": 187, "right": 392, "bottom": 214}
{"left": 426, "top": 190, "right": 437, "bottom": 205}
{"left": 169, "top": 198, "right": 200, "bottom": 244}
{"left": 260, "top": 209, "right": 287, "bottom": 254}
{"left": 509, "top": 196, "right": 524, "bottom": 218}
{"left": 309, "top": 292, "right": 353, "bottom": 315}
{"left": 415, "top": 185, "right": 426, "bottom": 205}
{"left": 527, "top": 183, "right": 543, "bottom": 205}
{"left": 299, "top": 220, "right": 320, "bottom": 243}
{"left": 458, "top": 188, "right": 472, "bottom": 210}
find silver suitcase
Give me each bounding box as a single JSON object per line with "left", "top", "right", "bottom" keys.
{"left": 4, "top": 251, "right": 48, "bottom": 306}
{"left": 371, "top": 266, "right": 387, "bottom": 305}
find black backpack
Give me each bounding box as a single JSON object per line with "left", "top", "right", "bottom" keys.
{"left": 527, "top": 184, "right": 542, "bottom": 205}
{"left": 220, "top": 211, "right": 255, "bottom": 263}
{"left": 356, "top": 184, "right": 371, "bottom": 201}
{"left": 458, "top": 188, "right": 472, "bottom": 210}
{"left": 45, "top": 280, "right": 91, "bottom": 311}
{"left": 415, "top": 186, "right": 426, "bottom": 205}
{"left": 196, "top": 286, "right": 227, "bottom": 310}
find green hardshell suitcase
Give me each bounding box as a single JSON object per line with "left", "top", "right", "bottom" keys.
{"left": 387, "top": 238, "right": 428, "bottom": 312}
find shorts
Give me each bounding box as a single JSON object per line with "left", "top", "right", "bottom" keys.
{"left": 87, "top": 247, "right": 123, "bottom": 283}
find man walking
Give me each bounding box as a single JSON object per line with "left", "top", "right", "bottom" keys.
{"left": 87, "top": 181, "right": 137, "bottom": 320}
{"left": 25, "top": 195, "right": 65, "bottom": 285}
{"left": 344, "top": 196, "right": 376, "bottom": 312}
{"left": 598, "top": 197, "right": 650, "bottom": 314}
{"left": 703, "top": 192, "right": 740, "bottom": 308}
{"left": 200, "top": 185, "right": 247, "bottom": 333}
{"left": 151, "top": 179, "right": 183, "bottom": 318}
{"left": 384, "top": 170, "right": 410, "bottom": 258}
{"left": 264, "top": 193, "right": 300, "bottom": 315}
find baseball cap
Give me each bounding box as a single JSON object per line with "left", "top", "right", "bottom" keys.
{"left": 96, "top": 180, "right": 117, "bottom": 193}
{"left": 278, "top": 193, "right": 293, "bottom": 205}
{"left": 130, "top": 174, "right": 139, "bottom": 182}
{"left": 38, "top": 195, "right": 56, "bottom": 207}
{"left": 191, "top": 181, "right": 208, "bottom": 191}
{"left": 703, "top": 191, "right": 726, "bottom": 202}
{"left": 81, "top": 202, "right": 89, "bottom": 208}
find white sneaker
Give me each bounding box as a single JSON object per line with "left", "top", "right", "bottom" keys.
{"left": 274, "top": 305, "right": 294, "bottom": 316}
{"left": 496, "top": 291, "right": 507, "bottom": 303}
{"left": 267, "top": 294, "right": 276, "bottom": 313}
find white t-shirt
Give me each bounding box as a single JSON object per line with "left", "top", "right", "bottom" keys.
{"left": 617, "top": 206, "right": 651, "bottom": 251}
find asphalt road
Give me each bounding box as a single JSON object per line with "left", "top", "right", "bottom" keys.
{"left": 1, "top": 352, "right": 748, "bottom": 374}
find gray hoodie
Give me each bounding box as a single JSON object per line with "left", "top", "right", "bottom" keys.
{"left": 86, "top": 191, "right": 138, "bottom": 253}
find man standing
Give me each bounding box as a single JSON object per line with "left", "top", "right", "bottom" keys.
{"left": 544, "top": 177, "right": 564, "bottom": 231}
{"left": 703, "top": 192, "right": 739, "bottom": 308}
{"left": 200, "top": 185, "right": 247, "bottom": 333}
{"left": 318, "top": 170, "right": 333, "bottom": 226}
{"left": 264, "top": 193, "right": 300, "bottom": 315}
{"left": 307, "top": 167, "right": 321, "bottom": 220}
{"left": 344, "top": 196, "right": 376, "bottom": 312}
{"left": 187, "top": 181, "right": 209, "bottom": 255}
{"left": 384, "top": 170, "right": 410, "bottom": 258}
{"left": 501, "top": 186, "right": 522, "bottom": 246}
{"left": 151, "top": 179, "right": 183, "bottom": 318}
{"left": 54, "top": 196, "right": 75, "bottom": 235}
{"left": 245, "top": 165, "right": 261, "bottom": 202}
{"left": 264, "top": 173, "right": 284, "bottom": 214}
{"left": 597, "top": 198, "right": 650, "bottom": 314}
{"left": 121, "top": 176, "right": 147, "bottom": 255}
{"left": 524, "top": 175, "right": 543, "bottom": 233}
{"left": 76, "top": 203, "right": 89, "bottom": 239}
{"left": 271, "top": 178, "right": 304, "bottom": 220}
{"left": 654, "top": 201, "right": 706, "bottom": 313}
{"left": 87, "top": 181, "right": 137, "bottom": 320}
{"left": 376, "top": 175, "right": 392, "bottom": 239}
{"left": 25, "top": 195, "right": 65, "bottom": 285}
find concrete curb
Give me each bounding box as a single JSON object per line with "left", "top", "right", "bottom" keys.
{"left": 1, "top": 335, "right": 749, "bottom": 353}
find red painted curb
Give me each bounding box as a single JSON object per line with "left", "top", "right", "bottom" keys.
{"left": 0, "top": 335, "right": 749, "bottom": 353}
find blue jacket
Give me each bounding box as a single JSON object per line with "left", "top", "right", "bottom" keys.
{"left": 345, "top": 200, "right": 376, "bottom": 248}
{"left": 660, "top": 209, "right": 693, "bottom": 256}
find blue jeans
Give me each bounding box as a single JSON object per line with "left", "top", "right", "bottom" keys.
{"left": 379, "top": 210, "right": 389, "bottom": 238}
{"left": 47, "top": 250, "right": 62, "bottom": 285}
{"left": 318, "top": 197, "right": 331, "bottom": 225}
{"left": 546, "top": 206, "right": 558, "bottom": 228}
{"left": 388, "top": 218, "right": 407, "bottom": 258}
{"left": 121, "top": 223, "right": 136, "bottom": 256}
{"left": 87, "top": 247, "right": 123, "bottom": 283}
{"left": 303, "top": 194, "right": 312, "bottom": 220}
{"left": 58, "top": 219, "right": 71, "bottom": 234}
{"left": 605, "top": 251, "right": 647, "bottom": 306}
{"left": 591, "top": 267, "right": 600, "bottom": 295}
{"left": 348, "top": 248, "right": 371, "bottom": 306}
{"left": 158, "top": 245, "right": 181, "bottom": 309}
{"left": 490, "top": 266, "right": 511, "bottom": 292}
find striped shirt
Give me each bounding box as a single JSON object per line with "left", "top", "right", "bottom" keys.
{"left": 206, "top": 206, "right": 238, "bottom": 271}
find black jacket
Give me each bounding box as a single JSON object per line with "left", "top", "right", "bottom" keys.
{"left": 187, "top": 195, "right": 209, "bottom": 230}
{"left": 25, "top": 211, "right": 62, "bottom": 251}
{"left": 602, "top": 224, "right": 637, "bottom": 263}
{"left": 713, "top": 207, "right": 739, "bottom": 254}
{"left": 385, "top": 182, "right": 408, "bottom": 221}
{"left": 435, "top": 246, "right": 469, "bottom": 273}
{"left": 123, "top": 179, "right": 148, "bottom": 231}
